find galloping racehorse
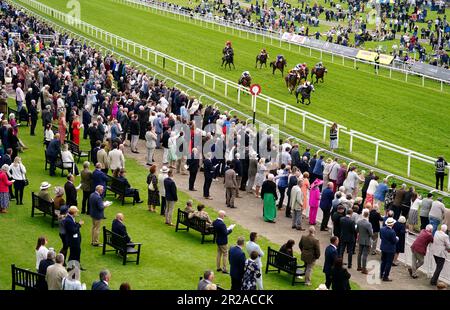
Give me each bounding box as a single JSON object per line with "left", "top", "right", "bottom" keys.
{"left": 255, "top": 53, "right": 268, "bottom": 68}
{"left": 284, "top": 72, "right": 300, "bottom": 93}
{"left": 295, "top": 82, "right": 315, "bottom": 105}
{"left": 222, "top": 51, "right": 235, "bottom": 70}
{"left": 270, "top": 58, "right": 287, "bottom": 76}
{"left": 298, "top": 66, "right": 309, "bottom": 81}
{"left": 238, "top": 75, "right": 252, "bottom": 88}
{"left": 311, "top": 67, "right": 327, "bottom": 83}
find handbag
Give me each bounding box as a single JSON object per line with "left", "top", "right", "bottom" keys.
{"left": 148, "top": 175, "right": 155, "bottom": 191}
{"left": 19, "top": 165, "right": 29, "bottom": 186}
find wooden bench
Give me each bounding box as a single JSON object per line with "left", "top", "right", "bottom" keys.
{"left": 102, "top": 226, "right": 142, "bottom": 265}
{"left": 175, "top": 209, "right": 215, "bottom": 244}
{"left": 11, "top": 264, "right": 45, "bottom": 290}
{"left": 107, "top": 176, "right": 135, "bottom": 205}
{"left": 31, "top": 192, "right": 58, "bottom": 228}
{"left": 67, "top": 140, "right": 90, "bottom": 163}
{"left": 265, "top": 247, "right": 306, "bottom": 286}
{"left": 8, "top": 106, "right": 29, "bottom": 125}
{"left": 44, "top": 151, "right": 74, "bottom": 176}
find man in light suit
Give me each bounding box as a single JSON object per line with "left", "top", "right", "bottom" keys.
{"left": 90, "top": 185, "right": 108, "bottom": 246}
{"left": 356, "top": 209, "right": 373, "bottom": 274}
{"left": 197, "top": 270, "right": 215, "bottom": 290}
{"left": 246, "top": 232, "right": 264, "bottom": 289}
{"left": 46, "top": 254, "right": 68, "bottom": 290}
{"left": 96, "top": 143, "right": 109, "bottom": 174}
{"left": 224, "top": 161, "right": 237, "bottom": 208}
{"left": 108, "top": 142, "right": 125, "bottom": 173}
{"left": 213, "top": 210, "right": 233, "bottom": 274}
{"left": 229, "top": 236, "right": 246, "bottom": 290}
{"left": 299, "top": 226, "right": 321, "bottom": 286}
{"left": 323, "top": 236, "right": 339, "bottom": 289}
{"left": 92, "top": 269, "right": 111, "bottom": 290}
{"left": 290, "top": 179, "right": 304, "bottom": 231}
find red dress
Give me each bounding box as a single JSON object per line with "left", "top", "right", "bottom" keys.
{"left": 72, "top": 120, "right": 80, "bottom": 145}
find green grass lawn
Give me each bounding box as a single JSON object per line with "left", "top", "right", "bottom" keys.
{"left": 13, "top": 0, "right": 450, "bottom": 191}
{"left": 0, "top": 99, "right": 347, "bottom": 290}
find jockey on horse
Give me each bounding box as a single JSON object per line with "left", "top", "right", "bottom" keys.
{"left": 314, "top": 61, "right": 324, "bottom": 70}
{"left": 238, "top": 70, "right": 252, "bottom": 87}
{"left": 295, "top": 80, "right": 315, "bottom": 105}
{"left": 276, "top": 54, "right": 285, "bottom": 65}
{"left": 222, "top": 40, "right": 235, "bottom": 69}
{"left": 255, "top": 48, "right": 269, "bottom": 68}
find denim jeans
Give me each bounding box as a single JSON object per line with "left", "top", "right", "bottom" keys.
{"left": 429, "top": 217, "right": 441, "bottom": 236}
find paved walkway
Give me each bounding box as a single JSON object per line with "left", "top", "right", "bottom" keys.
{"left": 124, "top": 139, "right": 440, "bottom": 290}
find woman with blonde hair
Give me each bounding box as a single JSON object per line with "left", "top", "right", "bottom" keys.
{"left": 71, "top": 114, "right": 81, "bottom": 145}
{"left": 254, "top": 158, "right": 267, "bottom": 198}
{"left": 9, "top": 156, "right": 26, "bottom": 205}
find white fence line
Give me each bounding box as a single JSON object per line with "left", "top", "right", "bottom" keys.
{"left": 115, "top": 0, "right": 450, "bottom": 89}
{"left": 17, "top": 0, "right": 450, "bottom": 192}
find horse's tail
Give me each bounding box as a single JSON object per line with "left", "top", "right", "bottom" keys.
{"left": 269, "top": 61, "right": 274, "bottom": 68}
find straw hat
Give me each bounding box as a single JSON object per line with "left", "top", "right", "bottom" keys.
{"left": 385, "top": 218, "right": 396, "bottom": 227}
{"left": 40, "top": 182, "right": 51, "bottom": 190}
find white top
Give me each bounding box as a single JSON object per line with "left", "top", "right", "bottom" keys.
{"left": 410, "top": 198, "right": 422, "bottom": 211}
{"left": 36, "top": 245, "right": 49, "bottom": 270}
{"left": 9, "top": 163, "right": 26, "bottom": 180}
{"left": 246, "top": 241, "right": 264, "bottom": 268}
{"left": 108, "top": 149, "right": 125, "bottom": 170}
{"left": 61, "top": 150, "right": 75, "bottom": 168}
{"left": 44, "top": 129, "right": 54, "bottom": 142}
{"left": 366, "top": 179, "right": 379, "bottom": 195}
{"left": 62, "top": 278, "right": 86, "bottom": 290}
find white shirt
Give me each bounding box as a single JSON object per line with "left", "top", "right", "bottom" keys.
{"left": 246, "top": 241, "right": 264, "bottom": 268}
{"left": 61, "top": 150, "right": 75, "bottom": 168}
{"left": 45, "top": 129, "right": 54, "bottom": 142}
{"left": 36, "top": 245, "right": 49, "bottom": 270}
{"left": 9, "top": 163, "right": 26, "bottom": 180}
{"left": 367, "top": 179, "right": 379, "bottom": 195}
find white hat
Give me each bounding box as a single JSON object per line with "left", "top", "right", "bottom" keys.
{"left": 398, "top": 216, "right": 406, "bottom": 224}
{"left": 40, "top": 182, "right": 51, "bottom": 190}
{"left": 160, "top": 166, "right": 169, "bottom": 173}
{"left": 385, "top": 218, "right": 396, "bottom": 226}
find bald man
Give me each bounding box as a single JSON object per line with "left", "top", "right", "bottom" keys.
{"left": 213, "top": 210, "right": 234, "bottom": 274}
{"left": 112, "top": 213, "right": 131, "bottom": 244}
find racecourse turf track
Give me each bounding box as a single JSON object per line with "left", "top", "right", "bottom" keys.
{"left": 19, "top": 0, "right": 450, "bottom": 189}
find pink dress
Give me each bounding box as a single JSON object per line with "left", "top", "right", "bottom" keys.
{"left": 111, "top": 102, "right": 118, "bottom": 120}
{"left": 308, "top": 179, "right": 323, "bottom": 225}
{"left": 58, "top": 117, "right": 66, "bottom": 144}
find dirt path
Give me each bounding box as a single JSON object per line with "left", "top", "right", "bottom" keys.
{"left": 124, "top": 139, "right": 439, "bottom": 290}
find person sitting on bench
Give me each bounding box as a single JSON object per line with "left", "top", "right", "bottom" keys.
{"left": 116, "top": 168, "right": 143, "bottom": 204}
{"left": 189, "top": 204, "right": 213, "bottom": 227}
{"left": 112, "top": 213, "right": 134, "bottom": 247}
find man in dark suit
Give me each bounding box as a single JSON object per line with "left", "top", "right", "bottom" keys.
{"left": 63, "top": 206, "right": 84, "bottom": 264}
{"left": 112, "top": 213, "right": 131, "bottom": 244}
{"left": 291, "top": 145, "right": 301, "bottom": 169}
{"left": 380, "top": 218, "right": 398, "bottom": 281}
{"left": 323, "top": 236, "right": 339, "bottom": 289}
{"left": 187, "top": 148, "right": 200, "bottom": 191}
{"left": 229, "top": 237, "right": 246, "bottom": 290}
{"left": 28, "top": 100, "right": 38, "bottom": 136}
{"left": 163, "top": 170, "right": 178, "bottom": 226}
{"left": 82, "top": 108, "right": 91, "bottom": 139}
{"left": 339, "top": 209, "right": 356, "bottom": 269}
{"left": 203, "top": 153, "right": 214, "bottom": 199}
{"left": 46, "top": 134, "right": 61, "bottom": 176}
{"left": 89, "top": 185, "right": 108, "bottom": 246}
{"left": 91, "top": 141, "right": 101, "bottom": 164}
{"left": 213, "top": 210, "right": 234, "bottom": 274}
{"left": 64, "top": 174, "right": 79, "bottom": 207}
{"left": 320, "top": 182, "right": 335, "bottom": 231}
{"left": 92, "top": 163, "right": 109, "bottom": 197}
{"left": 92, "top": 269, "right": 111, "bottom": 290}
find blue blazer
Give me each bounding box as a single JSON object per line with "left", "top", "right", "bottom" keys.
{"left": 89, "top": 192, "right": 105, "bottom": 220}
{"left": 46, "top": 139, "right": 61, "bottom": 157}
{"left": 212, "top": 219, "right": 232, "bottom": 246}
{"left": 203, "top": 159, "right": 215, "bottom": 179}
{"left": 91, "top": 280, "right": 109, "bottom": 291}
{"left": 63, "top": 215, "right": 81, "bottom": 247}
{"left": 323, "top": 244, "right": 338, "bottom": 274}
{"left": 164, "top": 178, "right": 178, "bottom": 202}
{"left": 112, "top": 219, "right": 130, "bottom": 244}
{"left": 320, "top": 188, "right": 334, "bottom": 211}
{"left": 92, "top": 169, "right": 108, "bottom": 189}
{"left": 380, "top": 226, "right": 398, "bottom": 253}
{"left": 229, "top": 246, "right": 246, "bottom": 280}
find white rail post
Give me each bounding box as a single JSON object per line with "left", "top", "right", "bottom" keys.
{"left": 353, "top": 59, "right": 356, "bottom": 69}
{"left": 336, "top": 126, "right": 340, "bottom": 148}
{"left": 175, "top": 62, "right": 178, "bottom": 74}
{"left": 302, "top": 113, "right": 306, "bottom": 132}
{"left": 323, "top": 123, "right": 327, "bottom": 142}
{"left": 441, "top": 81, "right": 443, "bottom": 92}
{"left": 422, "top": 75, "right": 425, "bottom": 87}
{"left": 212, "top": 76, "right": 216, "bottom": 90}
{"left": 390, "top": 67, "right": 392, "bottom": 78}
{"left": 331, "top": 53, "right": 334, "bottom": 63}
{"left": 349, "top": 131, "right": 353, "bottom": 153}
{"left": 237, "top": 86, "right": 241, "bottom": 103}
{"left": 375, "top": 142, "right": 379, "bottom": 165}
{"left": 309, "top": 47, "right": 312, "bottom": 56}
{"left": 182, "top": 64, "right": 185, "bottom": 76}
{"left": 203, "top": 73, "right": 206, "bottom": 85}
{"left": 224, "top": 81, "right": 228, "bottom": 97}
{"left": 448, "top": 166, "right": 450, "bottom": 192}
{"left": 405, "top": 71, "right": 408, "bottom": 82}
{"left": 193, "top": 70, "right": 195, "bottom": 81}
{"left": 407, "top": 152, "right": 412, "bottom": 177}
{"left": 154, "top": 53, "right": 157, "bottom": 64}
{"left": 283, "top": 105, "right": 287, "bottom": 125}
{"left": 266, "top": 98, "right": 270, "bottom": 114}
